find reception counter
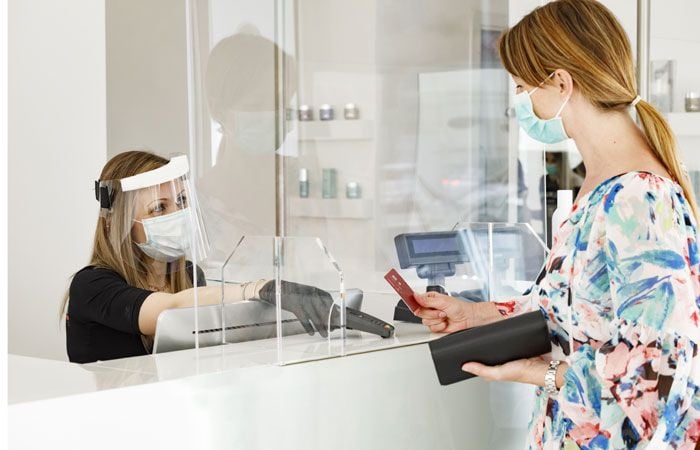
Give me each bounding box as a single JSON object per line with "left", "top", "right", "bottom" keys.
{"left": 9, "top": 293, "right": 535, "bottom": 450}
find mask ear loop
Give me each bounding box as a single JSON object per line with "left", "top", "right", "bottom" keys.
{"left": 554, "top": 92, "right": 572, "bottom": 119}
{"left": 536, "top": 71, "right": 572, "bottom": 119}
{"left": 527, "top": 71, "right": 558, "bottom": 96}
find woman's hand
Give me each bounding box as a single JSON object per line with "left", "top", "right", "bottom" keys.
{"left": 257, "top": 280, "right": 334, "bottom": 337}
{"left": 462, "top": 357, "right": 566, "bottom": 388}
{"left": 413, "top": 291, "right": 503, "bottom": 333}
{"left": 461, "top": 357, "right": 546, "bottom": 384}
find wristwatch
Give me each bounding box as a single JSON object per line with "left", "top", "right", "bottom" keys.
{"left": 544, "top": 360, "right": 561, "bottom": 395}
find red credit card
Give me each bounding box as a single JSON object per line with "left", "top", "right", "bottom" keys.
{"left": 384, "top": 269, "right": 420, "bottom": 313}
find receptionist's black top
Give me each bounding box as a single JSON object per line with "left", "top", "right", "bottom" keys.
{"left": 66, "top": 263, "right": 205, "bottom": 363}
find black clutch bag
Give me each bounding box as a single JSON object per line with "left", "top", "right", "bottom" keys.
{"left": 428, "top": 310, "right": 551, "bottom": 385}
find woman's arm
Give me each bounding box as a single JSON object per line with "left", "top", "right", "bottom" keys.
{"left": 461, "top": 358, "right": 568, "bottom": 389}
{"left": 138, "top": 280, "right": 267, "bottom": 335}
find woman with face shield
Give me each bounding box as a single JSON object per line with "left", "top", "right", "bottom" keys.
{"left": 411, "top": 1, "right": 700, "bottom": 448}
{"left": 61, "top": 151, "right": 348, "bottom": 363}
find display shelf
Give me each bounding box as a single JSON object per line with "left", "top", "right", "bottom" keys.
{"left": 288, "top": 198, "right": 374, "bottom": 219}
{"left": 668, "top": 112, "right": 700, "bottom": 137}
{"left": 298, "top": 120, "right": 374, "bottom": 141}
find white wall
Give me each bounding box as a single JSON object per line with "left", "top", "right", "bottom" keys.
{"left": 106, "top": 0, "right": 188, "bottom": 158}
{"left": 8, "top": 0, "right": 107, "bottom": 360}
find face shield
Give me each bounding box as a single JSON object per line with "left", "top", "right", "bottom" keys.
{"left": 95, "top": 155, "right": 209, "bottom": 272}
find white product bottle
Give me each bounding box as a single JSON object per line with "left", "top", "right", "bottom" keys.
{"left": 551, "top": 190, "right": 573, "bottom": 236}
{"left": 299, "top": 168, "right": 309, "bottom": 198}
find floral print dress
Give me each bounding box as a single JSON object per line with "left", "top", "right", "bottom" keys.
{"left": 496, "top": 172, "right": 700, "bottom": 449}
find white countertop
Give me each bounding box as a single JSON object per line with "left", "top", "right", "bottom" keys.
{"left": 10, "top": 338, "right": 534, "bottom": 450}
{"left": 9, "top": 290, "right": 535, "bottom": 450}
{"left": 10, "top": 290, "right": 443, "bottom": 404}
{"left": 10, "top": 319, "right": 438, "bottom": 405}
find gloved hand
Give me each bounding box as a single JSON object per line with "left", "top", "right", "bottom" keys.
{"left": 257, "top": 280, "right": 334, "bottom": 337}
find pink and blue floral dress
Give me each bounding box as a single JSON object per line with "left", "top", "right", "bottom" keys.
{"left": 497, "top": 172, "right": 700, "bottom": 449}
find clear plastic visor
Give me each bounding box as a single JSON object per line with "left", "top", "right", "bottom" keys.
{"left": 97, "top": 166, "right": 209, "bottom": 277}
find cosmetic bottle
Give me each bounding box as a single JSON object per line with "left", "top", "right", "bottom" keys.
{"left": 551, "top": 190, "right": 573, "bottom": 236}
{"left": 322, "top": 169, "right": 337, "bottom": 199}
{"left": 299, "top": 168, "right": 309, "bottom": 198}
{"left": 344, "top": 103, "right": 359, "bottom": 120}
{"left": 346, "top": 181, "right": 361, "bottom": 199}
{"left": 319, "top": 104, "right": 334, "bottom": 121}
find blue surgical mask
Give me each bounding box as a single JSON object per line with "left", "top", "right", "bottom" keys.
{"left": 136, "top": 208, "right": 192, "bottom": 262}
{"left": 513, "top": 74, "right": 571, "bottom": 144}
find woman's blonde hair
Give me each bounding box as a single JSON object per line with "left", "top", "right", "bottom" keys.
{"left": 498, "top": 0, "right": 698, "bottom": 219}
{"left": 60, "top": 151, "right": 193, "bottom": 319}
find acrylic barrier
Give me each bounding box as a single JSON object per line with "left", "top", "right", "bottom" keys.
{"left": 391, "top": 222, "right": 548, "bottom": 304}
{"left": 154, "top": 224, "right": 549, "bottom": 365}
{"left": 220, "top": 235, "right": 352, "bottom": 365}
{"left": 450, "top": 222, "right": 548, "bottom": 301}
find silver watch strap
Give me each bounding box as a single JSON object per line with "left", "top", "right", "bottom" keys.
{"left": 544, "top": 360, "right": 561, "bottom": 395}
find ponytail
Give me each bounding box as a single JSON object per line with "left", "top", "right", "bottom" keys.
{"left": 635, "top": 100, "right": 699, "bottom": 220}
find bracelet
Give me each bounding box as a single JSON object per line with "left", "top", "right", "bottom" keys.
{"left": 544, "top": 360, "right": 561, "bottom": 395}
{"left": 250, "top": 279, "right": 264, "bottom": 299}
{"left": 242, "top": 279, "right": 265, "bottom": 301}
{"left": 241, "top": 281, "right": 252, "bottom": 301}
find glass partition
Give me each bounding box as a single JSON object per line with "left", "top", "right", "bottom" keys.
{"left": 221, "top": 235, "right": 349, "bottom": 364}
{"left": 209, "top": 223, "right": 547, "bottom": 366}
{"left": 189, "top": 0, "right": 549, "bottom": 293}
{"left": 450, "top": 222, "right": 548, "bottom": 301}
{"left": 391, "top": 222, "right": 547, "bottom": 307}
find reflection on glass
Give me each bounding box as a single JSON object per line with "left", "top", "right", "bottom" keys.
{"left": 190, "top": 0, "right": 548, "bottom": 291}
{"left": 196, "top": 12, "right": 298, "bottom": 265}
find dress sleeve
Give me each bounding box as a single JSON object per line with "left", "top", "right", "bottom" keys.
{"left": 594, "top": 181, "right": 700, "bottom": 445}
{"left": 494, "top": 294, "right": 533, "bottom": 317}
{"left": 493, "top": 265, "right": 544, "bottom": 317}
{"left": 69, "top": 267, "right": 153, "bottom": 335}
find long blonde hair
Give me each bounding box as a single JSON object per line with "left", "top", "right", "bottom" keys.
{"left": 60, "top": 151, "right": 193, "bottom": 319}
{"left": 498, "top": 0, "right": 698, "bottom": 219}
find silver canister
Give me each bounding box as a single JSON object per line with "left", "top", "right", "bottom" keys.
{"left": 344, "top": 103, "right": 359, "bottom": 120}
{"left": 686, "top": 92, "right": 700, "bottom": 112}
{"left": 319, "top": 104, "right": 334, "bottom": 121}
{"left": 298, "top": 105, "right": 313, "bottom": 121}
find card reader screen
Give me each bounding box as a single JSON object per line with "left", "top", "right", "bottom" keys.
{"left": 408, "top": 235, "right": 461, "bottom": 258}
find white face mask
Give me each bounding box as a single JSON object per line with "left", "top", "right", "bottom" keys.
{"left": 228, "top": 111, "right": 276, "bottom": 154}
{"left": 136, "top": 208, "right": 192, "bottom": 262}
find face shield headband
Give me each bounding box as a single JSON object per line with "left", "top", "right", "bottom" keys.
{"left": 94, "top": 155, "right": 190, "bottom": 210}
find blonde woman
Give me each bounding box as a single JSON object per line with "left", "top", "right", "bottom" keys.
{"left": 414, "top": 1, "right": 699, "bottom": 448}
{"left": 63, "top": 151, "right": 338, "bottom": 363}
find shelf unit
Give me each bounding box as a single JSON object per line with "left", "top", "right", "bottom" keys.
{"left": 288, "top": 198, "right": 374, "bottom": 220}
{"left": 297, "top": 120, "right": 374, "bottom": 141}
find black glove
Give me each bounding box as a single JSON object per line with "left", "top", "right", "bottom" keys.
{"left": 258, "top": 280, "right": 334, "bottom": 337}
